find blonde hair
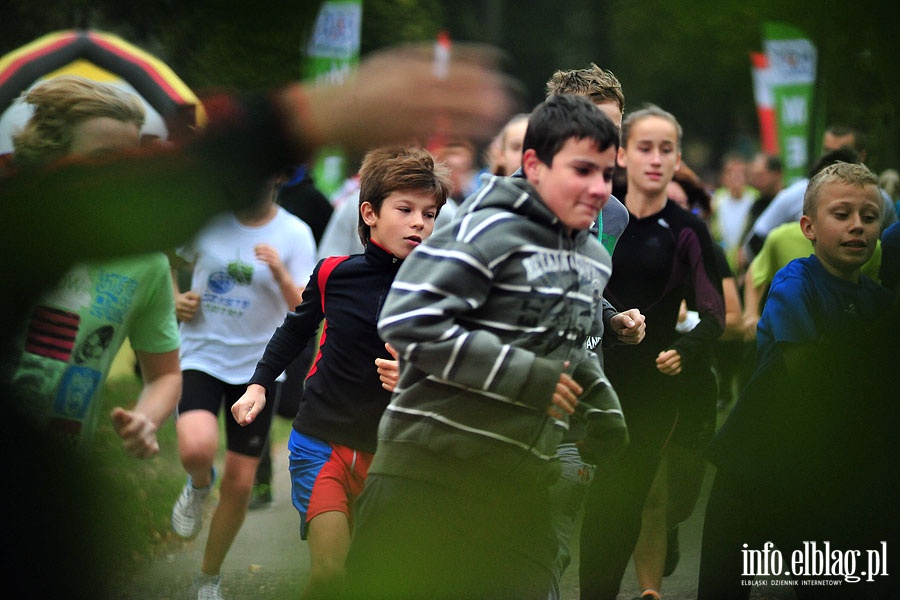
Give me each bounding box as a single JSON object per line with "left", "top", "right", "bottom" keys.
{"left": 803, "top": 161, "right": 880, "bottom": 218}
{"left": 12, "top": 75, "right": 145, "bottom": 168}
{"left": 545, "top": 63, "right": 625, "bottom": 113}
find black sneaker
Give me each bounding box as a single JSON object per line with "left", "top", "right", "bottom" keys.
{"left": 248, "top": 483, "right": 272, "bottom": 510}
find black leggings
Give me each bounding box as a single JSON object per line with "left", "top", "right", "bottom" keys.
{"left": 177, "top": 369, "right": 273, "bottom": 457}
{"left": 578, "top": 375, "right": 678, "bottom": 600}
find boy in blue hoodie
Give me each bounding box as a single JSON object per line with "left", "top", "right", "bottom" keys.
{"left": 340, "top": 93, "right": 630, "bottom": 600}
{"left": 700, "top": 162, "right": 897, "bottom": 599}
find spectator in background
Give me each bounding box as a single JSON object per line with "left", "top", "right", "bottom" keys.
{"left": 742, "top": 125, "right": 897, "bottom": 265}
{"left": 708, "top": 154, "right": 756, "bottom": 409}
{"left": 433, "top": 137, "right": 478, "bottom": 206}
{"left": 710, "top": 153, "right": 758, "bottom": 273}
{"left": 489, "top": 112, "right": 529, "bottom": 177}
{"left": 740, "top": 152, "right": 784, "bottom": 273}
{"left": 881, "top": 221, "right": 900, "bottom": 294}
{"left": 276, "top": 165, "right": 334, "bottom": 245}
{"left": 879, "top": 168, "right": 900, "bottom": 216}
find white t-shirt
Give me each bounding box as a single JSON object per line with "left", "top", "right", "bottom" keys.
{"left": 713, "top": 188, "right": 756, "bottom": 252}
{"left": 178, "top": 207, "right": 317, "bottom": 383}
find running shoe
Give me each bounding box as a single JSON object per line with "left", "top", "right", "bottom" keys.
{"left": 171, "top": 467, "right": 217, "bottom": 539}
{"left": 193, "top": 573, "right": 224, "bottom": 600}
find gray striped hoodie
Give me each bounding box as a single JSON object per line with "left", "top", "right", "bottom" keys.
{"left": 371, "top": 174, "right": 629, "bottom": 494}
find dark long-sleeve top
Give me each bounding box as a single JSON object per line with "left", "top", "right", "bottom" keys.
{"left": 248, "top": 241, "right": 402, "bottom": 453}
{"left": 603, "top": 200, "right": 725, "bottom": 371}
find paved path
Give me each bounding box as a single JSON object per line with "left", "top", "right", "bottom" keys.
{"left": 109, "top": 432, "right": 796, "bottom": 600}
{"left": 109, "top": 444, "right": 309, "bottom": 599}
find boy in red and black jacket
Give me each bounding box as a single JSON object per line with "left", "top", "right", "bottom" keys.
{"left": 232, "top": 145, "right": 450, "bottom": 600}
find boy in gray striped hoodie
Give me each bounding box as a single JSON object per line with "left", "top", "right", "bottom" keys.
{"left": 340, "top": 93, "right": 629, "bottom": 600}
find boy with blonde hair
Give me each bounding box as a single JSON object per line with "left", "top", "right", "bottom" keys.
{"left": 701, "top": 162, "right": 896, "bottom": 599}
{"left": 8, "top": 75, "right": 179, "bottom": 458}
{"left": 544, "top": 63, "right": 645, "bottom": 600}
{"left": 545, "top": 62, "right": 625, "bottom": 115}
{"left": 11, "top": 75, "right": 145, "bottom": 169}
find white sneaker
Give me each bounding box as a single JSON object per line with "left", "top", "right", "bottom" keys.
{"left": 193, "top": 573, "right": 224, "bottom": 600}
{"left": 171, "top": 467, "right": 216, "bottom": 539}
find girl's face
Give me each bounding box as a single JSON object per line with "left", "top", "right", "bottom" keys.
{"left": 618, "top": 115, "right": 681, "bottom": 196}
{"left": 499, "top": 118, "right": 528, "bottom": 176}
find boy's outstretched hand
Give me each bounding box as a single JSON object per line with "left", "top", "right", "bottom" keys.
{"left": 110, "top": 407, "right": 159, "bottom": 459}
{"left": 232, "top": 383, "right": 268, "bottom": 426}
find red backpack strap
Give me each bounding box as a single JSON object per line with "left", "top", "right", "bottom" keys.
{"left": 316, "top": 255, "right": 350, "bottom": 312}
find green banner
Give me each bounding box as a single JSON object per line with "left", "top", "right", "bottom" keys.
{"left": 304, "top": 0, "right": 363, "bottom": 198}
{"left": 763, "top": 22, "right": 817, "bottom": 184}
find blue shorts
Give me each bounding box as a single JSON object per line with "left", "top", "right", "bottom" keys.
{"left": 288, "top": 429, "right": 372, "bottom": 540}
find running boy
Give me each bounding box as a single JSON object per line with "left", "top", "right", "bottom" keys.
{"left": 231, "top": 145, "right": 451, "bottom": 600}
{"left": 700, "top": 162, "right": 896, "bottom": 599}
{"left": 339, "top": 93, "right": 629, "bottom": 600}
{"left": 543, "top": 64, "right": 646, "bottom": 600}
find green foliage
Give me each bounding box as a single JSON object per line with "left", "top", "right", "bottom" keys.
{"left": 91, "top": 376, "right": 187, "bottom": 567}
{"left": 361, "top": 0, "right": 446, "bottom": 54}
{"left": 1, "top": 0, "right": 897, "bottom": 172}
{"left": 90, "top": 374, "right": 295, "bottom": 570}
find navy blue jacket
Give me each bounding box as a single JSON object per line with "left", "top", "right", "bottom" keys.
{"left": 248, "top": 241, "right": 402, "bottom": 453}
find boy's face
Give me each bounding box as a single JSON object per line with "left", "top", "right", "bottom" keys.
{"left": 823, "top": 131, "right": 857, "bottom": 153}
{"left": 523, "top": 137, "right": 617, "bottom": 234}
{"left": 69, "top": 117, "right": 141, "bottom": 160}
{"left": 594, "top": 100, "right": 623, "bottom": 131}
{"left": 721, "top": 159, "right": 748, "bottom": 196}
{"left": 800, "top": 181, "right": 881, "bottom": 281}
{"left": 361, "top": 190, "right": 439, "bottom": 259}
